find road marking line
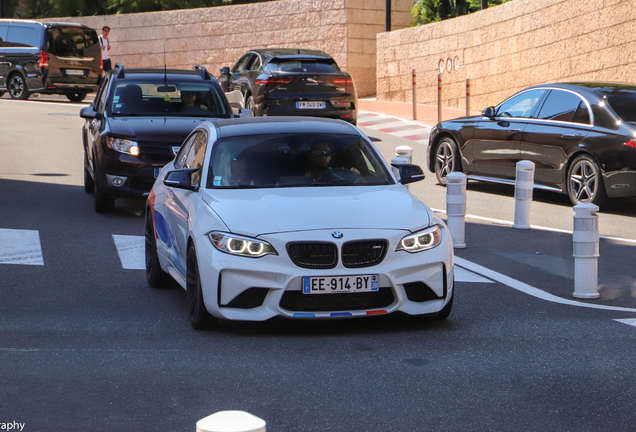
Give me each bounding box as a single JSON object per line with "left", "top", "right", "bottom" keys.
{"left": 0, "top": 229, "right": 44, "bottom": 265}
{"left": 113, "top": 235, "right": 145, "bottom": 270}
{"left": 455, "top": 266, "right": 494, "bottom": 283}
{"left": 455, "top": 256, "right": 636, "bottom": 313}
{"left": 431, "top": 208, "right": 636, "bottom": 245}
{"left": 614, "top": 319, "right": 636, "bottom": 327}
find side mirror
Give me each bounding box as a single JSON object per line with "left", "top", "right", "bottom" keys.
{"left": 483, "top": 106, "right": 496, "bottom": 118}
{"left": 80, "top": 106, "right": 99, "bottom": 119}
{"left": 391, "top": 163, "right": 425, "bottom": 185}
{"left": 238, "top": 108, "right": 253, "bottom": 118}
{"left": 163, "top": 168, "right": 200, "bottom": 192}
{"left": 220, "top": 67, "right": 230, "bottom": 75}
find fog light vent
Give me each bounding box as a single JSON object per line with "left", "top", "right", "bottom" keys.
{"left": 106, "top": 174, "right": 127, "bottom": 187}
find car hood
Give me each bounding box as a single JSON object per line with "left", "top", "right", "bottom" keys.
{"left": 200, "top": 185, "right": 432, "bottom": 237}
{"left": 107, "top": 117, "right": 207, "bottom": 142}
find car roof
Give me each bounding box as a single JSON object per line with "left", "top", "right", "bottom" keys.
{"left": 249, "top": 48, "right": 333, "bottom": 60}
{"left": 207, "top": 117, "right": 360, "bottom": 139}
{"left": 0, "top": 19, "right": 91, "bottom": 29}
{"left": 112, "top": 68, "right": 217, "bottom": 82}
{"left": 525, "top": 82, "right": 636, "bottom": 100}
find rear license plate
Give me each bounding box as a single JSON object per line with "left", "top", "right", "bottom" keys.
{"left": 65, "top": 69, "right": 84, "bottom": 76}
{"left": 154, "top": 168, "right": 160, "bottom": 178}
{"left": 296, "top": 101, "right": 325, "bottom": 109}
{"left": 302, "top": 275, "right": 379, "bottom": 294}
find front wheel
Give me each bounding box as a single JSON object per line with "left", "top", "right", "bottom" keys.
{"left": 566, "top": 154, "right": 607, "bottom": 207}
{"left": 66, "top": 92, "right": 87, "bottom": 103}
{"left": 93, "top": 168, "right": 114, "bottom": 213}
{"left": 145, "top": 211, "right": 173, "bottom": 288}
{"left": 186, "top": 244, "right": 217, "bottom": 330}
{"left": 434, "top": 137, "right": 460, "bottom": 186}
{"left": 83, "top": 151, "right": 94, "bottom": 194}
{"left": 8, "top": 74, "right": 30, "bottom": 100}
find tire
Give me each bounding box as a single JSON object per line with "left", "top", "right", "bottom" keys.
{"left": 145, "top": 210, "right": 173, "bottom": 288}
{"left": 434, "top": 289, "right": 454, "bottom": 321}
{"left": 83, "top": 151, "right": 94, "bottom": 194}
{"left": 245, "top": 94, "right": 255, "bottom": 115}
{"left": 566, "top": 154, "right": 607, "bottom": 207}
{"left": 434, "top": 137, "right": 460, "bottom": 186}
{"left": 93, "top": 168, "right": 114, "bottom": 213}
{"left": 66, "top": 92, "right": 87, "bottom": 103}
{"left": 186, "top": 244, "right": 217, "bottom": 330}
{"left": 8, "top": 73, "right": 30, "bottom": 100}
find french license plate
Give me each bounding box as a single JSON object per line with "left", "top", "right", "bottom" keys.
{"left": 65, "top": 69, "right": 84, "bottom": 76}
{"left": 154, "top": 168, "right": 160, "bottom": 178}
{"left": 302, "top": 274, "right": 379, "bottom": 294}
{"left": 296, "top": 101, "right": 325, "bottom": 109}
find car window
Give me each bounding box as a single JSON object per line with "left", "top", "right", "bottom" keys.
{"left": 604, "top": 90, "right": 636, "bottom": 123}
{"left": 249, "top": 55, "right": 262, "bottom": 71}
{"left": 572, "top": 101, "right": 591, "bottom": 125}
{"left": 0, "top": 25, "right": 9, "bottom": 46}
{"left": 207, "top": 133, "right": 394, "bottom": 189}
{"left": 6, "top": 26, "right": 40, "bottom": 48}
{"left": 108, "top": 81, "right": 230, "bottom": 117}
{"left": 232, "top": 54, "right": 253, "bottom": 74}
{"left": 174, "top": 133, "right": 198, "bottom": 170}
{"left": 95, "top": 74, "right": 111, "bottom": 113}
{"left": 267, "top": 59, "right": 341, "bottom": 73}
{"left": 46, "top": 27, "right": 98, "bottom": 58}
{"left": 187, "top": 132, "right": 208, "bottom": 185}
{"left": 496, "top": 89, "right": 546, "bottom": 118}
{"left": 536, "top": 90, "right": 587, "bottom": 123}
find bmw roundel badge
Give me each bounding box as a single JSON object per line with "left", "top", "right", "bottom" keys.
{"left": 332, "top": 231, "right": 344, "bottom": 239}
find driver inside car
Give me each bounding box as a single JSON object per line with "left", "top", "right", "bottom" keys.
{"left": 305, "top": 141, "right": 333, "bottom": 181}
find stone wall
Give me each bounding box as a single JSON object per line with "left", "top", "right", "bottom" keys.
{"left": 49, "top": 0, "right": 415, "bottom": 97}
{"left": 377, "top": 0, "right": 636, "bottom": 110}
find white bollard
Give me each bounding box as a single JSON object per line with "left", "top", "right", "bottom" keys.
{"left": 392, "top": 146, "right": 413, "bottom": 189}
{"left": 572, "top": 203, "right": 600, "bottom": 299}
{"left": 196, "top": 410, "right": 266, "bottom": 432}
{"left": 446, "top": 172, "right": 467, "bottom": 249}
{"left": 512, "top": 160, "right": 535, "bottom": 229}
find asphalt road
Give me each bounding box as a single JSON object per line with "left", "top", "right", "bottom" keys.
{"left": 0, "top": 98, "right": 635, "bottom": 432}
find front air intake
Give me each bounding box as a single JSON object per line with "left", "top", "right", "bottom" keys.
{"left": 287, "top": 242, "right": 338, "bottom": 269}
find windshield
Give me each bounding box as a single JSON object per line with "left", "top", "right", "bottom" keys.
{"left": 207, "top": 133, "right": 394, "bottom": 189}
{"left": 603, "top": 90, "right": 636, "bottom": 123}
{"left": 109, "top": 82, "right": 230, "bottom": 117}
{"left": 46, "top": 27, "right": 98, "bottom": 58}
{"left": 266, "top": 59, "right": 341, "bottom": 73}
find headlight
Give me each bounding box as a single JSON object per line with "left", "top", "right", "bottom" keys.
{"left": 209, "top": 232, "right": 277, "bottom": 258}
{"left": 396, "top": 225, "right": 442, "bottom": 253}
{"left": 106, "top": 137, "right": 139, "bottom": 156}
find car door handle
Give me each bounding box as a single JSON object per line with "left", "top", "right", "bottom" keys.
{"left": 561, "top": 133, "right": 582, "bottom": 138}
{"left": 509, "top": 129, "right": 521, "bottom": 133}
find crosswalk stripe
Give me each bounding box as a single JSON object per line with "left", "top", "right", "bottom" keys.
{"left": 0, "top": 228, "right": 44, "bottom": 265}
{"left": 112, "top": 235, "right": 145, "bottom": 270}
{"left": 614, "top": 319, "right": 636, "bottom": 327}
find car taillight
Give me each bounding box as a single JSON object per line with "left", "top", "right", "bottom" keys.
{"left": 38, "top": 50, "right": 48, "bottom": 68}
{"left": 255, "top": 77, "right": 292, "bottom": 86}
{"left": 100, "top": 56, "right": 103, "bottom": 70}
{"left": 625, "top": 140, "right": 636, "bottom": 148}
{"left": 331, "top": 78, "right": 353, "bottom": 86}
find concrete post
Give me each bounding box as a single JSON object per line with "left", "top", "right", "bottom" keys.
{"left": 465, "top": 78, "right": 470, "bottom": 117}
{"left": 512, "top": 160, "right": 535, "bottom": 229}
{"left": 437, "top": 73, "right": 442, "bottom": 123}
{"left": 412, "top": 69, "right": 417, "bottom": 120}
{"left": 392, "top": 146, "right": 413, "bottom": 190}
{"left": 446, "top": 172, "right": 467, "bottom": 249}
{"left": 197, "top": 411, "right": 266, "bottom": 432}
{"left": 572, "top": 203, "right": 600, "bottom": 299}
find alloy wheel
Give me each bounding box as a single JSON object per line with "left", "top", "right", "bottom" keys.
{"left": 9, "top": 75, "right": 27, "bottom": 99}
{"left": 436, "top": 141, "right": 455, "bottom": 180}
{"left": 569, "top": 159, "right": 599, "bottom": 203}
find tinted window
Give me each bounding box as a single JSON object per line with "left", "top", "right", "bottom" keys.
{"left": 267, "top": 59, "right": 341, "bottom": 73}
{"left": 188, "top": 132, "right": 208, "bottom": 185}
{"left": 231, "top": 54, "right": 252, "bottom": 73}
{"left": 6, "top": 26, "right": 41, "bottom": 48}
{"left": 46, "top": 27, "right": 98, "bottom": 57}
{"left": 174, "top": 133, "right": 198, "bottom": 169}
{"left": 207, "top": 133, "right": 393, "bottom": 189}
{"left": 249, "top": 56, "right": 262, "bottom": 71}
{"left": 0, "top": 25, "right": 8, "bottom": 46}
{"left": 572, "top": 101, "right": 591, "bottom": 125}
{"left": 604, "top": 91, "right": 636, "bottom": 122}
{"left": 537, "top": 90, "right": 586, "bottom": 123}
{"left": 109, "top": 81, "right": 230, "bottom": 118}
{"left": 496, "top": 89, "right": 546, "bottom": 118}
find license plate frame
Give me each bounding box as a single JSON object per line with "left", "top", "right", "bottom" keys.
{"left": 296, "top": 101, "right": 326, "bottom": 109}
{"left": 65, "top": 69, "right": 84, "bottom": 76}
{"left": 302, "top": 274, "right": 379, "bottom": 294}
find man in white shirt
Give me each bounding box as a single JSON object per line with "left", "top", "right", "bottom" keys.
{"left": 98, "top": 26, "right": 112, "bottom": 71}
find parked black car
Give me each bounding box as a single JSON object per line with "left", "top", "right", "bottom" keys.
{"left": 80, "top": 63, "right": 248, "bottom": 212}
{"left": 0, "top": 19, "right": 101, "bottom": 101}
{"left": 218, "top": 48, "right": 358, "bottom": 125}
{"left": 428, "top": 82, "right": 636, "bottom": 207}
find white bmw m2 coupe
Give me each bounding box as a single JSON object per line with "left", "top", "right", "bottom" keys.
{"left": 145, "top": 117, "right": 454, "bottom": 329}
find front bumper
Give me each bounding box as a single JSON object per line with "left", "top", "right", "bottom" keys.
{"left": 96, "top": 150, "right": 167, "bottom": 199}
{"left": 195, "top": 227, "right": 454, "bottom": 321}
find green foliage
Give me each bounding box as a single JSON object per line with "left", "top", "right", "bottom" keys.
{"left": 20, "top": 0, "right": 231, "bottom": 18}
{"left": 411, "top": 0, "right": 513, "bottom": 26}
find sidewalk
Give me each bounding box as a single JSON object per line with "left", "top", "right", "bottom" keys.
{"left": 358, "top": 97, "right": 481, "bottom": 127}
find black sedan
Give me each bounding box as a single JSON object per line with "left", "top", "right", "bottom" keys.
{"left": 217, "top": 48, "right": 358, "bottom": 125}
{"left": 427, "top": 82, "right": 636, "bottom": 207}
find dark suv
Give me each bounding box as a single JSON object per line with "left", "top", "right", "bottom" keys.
{"left": 0, "top": 19, "right": 101, "bottom": 101}
{"left": 80, "top": 63, "right": 246, "bottom": 212}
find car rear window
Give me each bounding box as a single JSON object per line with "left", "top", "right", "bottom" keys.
{"left": 267, "top": 59, "right": 341, "bottom": 73}
{"left": 46, "top": 27, "right": 98, "bottom": 57}
{"left": 603, "top": 91, "right": 636, "bottom": 123}
{"left": 207, "top": 133, "right": 393, "bottom": 189}
{"left": 109, "top": 81, "right": 230, "bottom": 118}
